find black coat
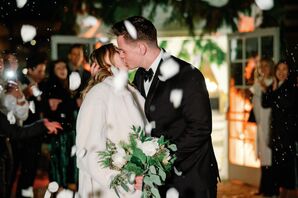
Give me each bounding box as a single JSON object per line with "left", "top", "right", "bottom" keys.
{"left": 133, "top": 55, "right": 219, "bottom": 197}
{"left": 0, "top": 112, "right": 46, "bottom": 198}
{"left": 262, "top": 80, "right": 298, "bottom": 188}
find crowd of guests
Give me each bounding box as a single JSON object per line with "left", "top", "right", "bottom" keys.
{"left": 0, "top": 44, "right": 90, "bottom": 198}
{"left": 251, "top": 57, "right": 298, "bottom": 198}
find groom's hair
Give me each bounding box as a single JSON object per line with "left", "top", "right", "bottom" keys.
{"left": 111, "top": 16, "right": 158, "bottom": 45}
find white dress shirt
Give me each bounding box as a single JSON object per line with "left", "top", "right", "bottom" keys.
{"left": 144, "top": 50, "right": 163, "bottom": 95}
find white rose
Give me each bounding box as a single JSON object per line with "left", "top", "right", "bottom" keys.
{"left": 139, "top": 139, "right": 159, "bottom": 157}
{"left": 111, "top": 147, "right": 127, "bottom": 169}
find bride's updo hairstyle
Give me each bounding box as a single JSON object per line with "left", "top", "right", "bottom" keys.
{"left": 82, "top": 43, "right": 118, "bottom": 98}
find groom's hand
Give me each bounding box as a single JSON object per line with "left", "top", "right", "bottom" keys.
{"left": 134, "top": 175, "right": 143, "bottom": 191}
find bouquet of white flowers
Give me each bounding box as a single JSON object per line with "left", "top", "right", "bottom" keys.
{"left": 98, "top": 126, "right": 177, "bottom": 198}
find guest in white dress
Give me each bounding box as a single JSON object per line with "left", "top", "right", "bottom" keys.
{"left": 252, "top": 57, "right": 278, "bottom": 196}
{"left": 76, "top": 44, "right": 146, "bottom": 198}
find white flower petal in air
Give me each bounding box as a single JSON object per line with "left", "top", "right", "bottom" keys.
{"left": 76, "top": 148, "right": 87, "bottom": 158}
{"left": 174, "top": 166, "right": 182, "bottom": 176}
{"left": 166, "top": 187, "right": 179, "bottom": 198}
{"left": 0, "top": 85, "right": 3, "bottom": 95}
{"left": 202, "top": 0, "right": 229, "bottom": 7}
{"left": 158, "top": 58, "right": 179, "bottom": 81}
{"left": 16, "top": 0, "right": 27, "bottom": 8}
{"left": 48, "top": 181, "right": 59, "bottom": 193}
{"left": 29, "top": 101, "right": 35, "bottom": 114}
{"left": 31, "top": 85, "right": 42, "bottom": 97}
{"left": 112, "top": 68, "right": 128, "bottom": 92}
{"left": 255, "top": 0, "right": 274, "bottom": 10}
{"left": 57, "top": 189, "right": 77, "bottom": 198}
{"left": 20, "top": 25, "right": 36, "bottom": 42}
{"left": 69, "top": 71, "right": 81, "bottom": 91}
{"left": 7, "top": 111, "right": 16, "bottom": 124}
{"left": 82, "top": 15, "right": 98, "bottom": 27}
{"left": 145, "top": 121, "right": 156, "bottom": 135}
{"left": 170, "top": 89, "right": 183, "bottom": 108}
{"left": 21, "top": 186, "right": 33, "bottom": 197}
{"left": 71, "top": 145, "right": 77, "bottom": 157}
{"left": 124, "top": 20, "right": 137, "bottom": 39}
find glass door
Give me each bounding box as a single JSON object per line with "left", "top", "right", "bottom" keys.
{"left": 227, "top": 28, "right": 279, "bottom": 185}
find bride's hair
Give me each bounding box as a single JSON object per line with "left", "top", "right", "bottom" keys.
{"left": 81, "top": 43, "right": 117, "bottom": 99}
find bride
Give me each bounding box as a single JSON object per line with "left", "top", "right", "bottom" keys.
{"left": 76, "top": 44, "right": 146, "bottom": 198}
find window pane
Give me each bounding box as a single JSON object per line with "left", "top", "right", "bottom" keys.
{"left": 245, "top": 37, "right": 258, "bottom": 59}
{"left": 230, "top": 63, "right": 243, "bottom": 86}
{"left": 230, "top": 39, "right": 243, "bottom": 61}
{"left": 261, "top": 36, "right": 274, "bottom": 58}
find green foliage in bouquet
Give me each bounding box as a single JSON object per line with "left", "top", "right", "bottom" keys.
{"left": 98, "top": 126, "right": 177, "bottom": 198}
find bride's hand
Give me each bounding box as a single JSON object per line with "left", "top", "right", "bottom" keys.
{"left": 134, "top": 175, "right": 143, "bottom": 191}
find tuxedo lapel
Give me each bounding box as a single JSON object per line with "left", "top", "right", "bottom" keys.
{"left": 133, "top": 69, "right": 146, "bottom": 98}
{"left": 145, "top": 59, "right": 163, "bottom": 115}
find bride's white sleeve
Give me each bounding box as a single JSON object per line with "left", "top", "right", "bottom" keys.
{"left": 76, "top": 90, "right": 119, "bottom": 188}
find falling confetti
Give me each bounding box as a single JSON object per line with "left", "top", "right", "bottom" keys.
{"left": 57, "top": 189, "right": 78, "bottom": 198}
{"left": 44, "top": 181, "right": 59, "bottom": 198}
{"left": 77, "top": 148, "right": 87, "bottom": 158}
{"left": 16, "top": 0, "right": 27, "bottom": 8}
{"left": 202, "top": 0, "right": 229, "bottom": 7}
{"left": 174, "top": 166, "right": 182, "bottom": 176}
{"left": 71, "top": 145, "right": 77, "bottom": 157}
{"left": 31, "top": 85, "right": 42, "bottom": 97}
{"left": 112, "top": 67, "right": 128, "bottom": 92}
{"left": 158, "top": 58, "right": 179, "bottom": 81}
{"left": 124, "top": 20, "right": 137, "bottom": 39}
{"left": 145, "top": 121, "right": 156, "bottom": 134}
{"left": 20, "top": 25, "right": 36, "bottom": 42}
{"left": 0, "top": 85, "right": 3, "bottom": 94}
{"left": 255, "top": 0, "right": 274, "bottom": 10}
{"left": 69, "top": 71, "right": 81, "bottom": 91}
{"left": 170, "top": 89, "right": 183, "bottom": 108}
{"left": 29, "top": 100, "right": 35, "bottom": 113}
{"left": 7, "top": 111, "right": 16, "bottom": 124}
{"left": 166, "top": 187, "right": 179, "bottom": 198}
{"left": 21, "top": 187, "right": 33, "bottom": 197}
{"left": 82, "top": 15, "right": 98, "bottom": 27}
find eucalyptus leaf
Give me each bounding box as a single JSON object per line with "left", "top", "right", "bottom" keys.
{"left": 158, "top": 168, "right": 166, "bottom": 181}
{"left": 150, "top": 175, "right": 162, "bottom": 185}
{"left": 151, "top": 187, "right": 161, "bottom": 198}
{"left": 149, "top": 166, "right": 157, "bottom": 174}
{"left": 168, "top": 144, "right": 177, "bottom": 151}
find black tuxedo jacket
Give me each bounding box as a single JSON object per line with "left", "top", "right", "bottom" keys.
{"left": 133, "top": 55, "right": 219, "bottom": 196}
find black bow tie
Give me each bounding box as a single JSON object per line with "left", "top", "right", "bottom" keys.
{"left": 143, "top": 68, "right": 154, "bottom": 82}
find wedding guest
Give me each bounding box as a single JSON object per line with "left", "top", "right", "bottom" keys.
{"left": 0, "top": 111, "right": 62, "bottom": 198}
{"left": 14, "top": 53, "right": 48, "bottom": 198}
{"left": 43, "top": 59, "right": 78, "bottom": 191}
{"left": 262, "top": 60, "right": 298, "bottom": 198}
{"left": 252, "top": 57, "right": 279, "bottom": 196}
{"left": 76, "top": 44, "right": 146, "bottom": 197}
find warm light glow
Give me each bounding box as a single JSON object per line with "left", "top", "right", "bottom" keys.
{"left": 238, "top": 14, "right": 255, "bottom": 33}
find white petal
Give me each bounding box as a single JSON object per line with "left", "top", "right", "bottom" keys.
{"left": 29, "top": 101, "right": 35, "bottom": 114}
{"left": 112, "top": 68, "right": 128, "bottom": 92}
{"left": 158, "top": 58, "right": 179, "bottom": 81}
{"left": 202, "top": 0, "right": 229, "bottom": 7}
{"left": 174, "top": 166, "right": 182, "bottom": 176}
{"left": 124, "top": 20, "right": 137, "bottom": 39}
{"left": 145, "top": 121, "right": 156, "bottom": 135}
{"left": 166, "top": 188, "right": 179, "bottom": 198}
{"left": 170, "top": 89, "right": 183, "bottom": 108}
{"left": 31, "top": 85, "right": 42, "bottom": 97}
{"left": 255, "top": 0, "right": 274, "bottom": 10}
{"left": 20, "top": 25, "right": 36, "bottom": 43}
{"left": 44, "top": 190, "right": 52, "bottom": 198}
{"left": 82, "top": 15, "right": 98, "bottom": 27}
{"left": 76, "top": 148, "right": 87, "bottom": 158}
{"left": 21, "top": 186, "right": 33, "bottom": 197}
{"left": 71, "top": 145, "right": 77, "bottom": 157}
{"left": 16, "top": 0, "right": 27, "bottom": 8}
{"left": 48, "top": 181, "right": 59, "bottom": 193}
{"left": 69, "top": 71, "right": 81, "bottom": 91}
{"left": 7, "top": 111, "right": 16, "bottom": 124}
{"left": 0, "top": 85, "right": 3, "bottom": 95}
{"left": 57, "top": 189, "right": 75, "bottom": 198}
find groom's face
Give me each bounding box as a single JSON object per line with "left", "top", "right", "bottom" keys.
{"left": 117, "top": 35, "right": 141, "bottom": 70}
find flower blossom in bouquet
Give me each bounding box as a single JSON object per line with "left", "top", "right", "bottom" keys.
{"left": 136, "top": 139, "right": 159, "bottom": 157}
{"left": 111, "top": 146, "right": 127, "bottom": 169}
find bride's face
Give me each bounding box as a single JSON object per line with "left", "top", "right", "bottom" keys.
{"left": 112, "top": 52, "right": 127, "bottom": 71}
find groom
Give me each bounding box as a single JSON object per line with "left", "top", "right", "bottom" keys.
{"left": 112, "top": 16, "right": 220, "bottom": 198}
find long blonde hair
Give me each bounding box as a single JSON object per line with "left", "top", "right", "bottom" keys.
{"left": 81, "top": 44, "right": 118, "bottom": 99}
